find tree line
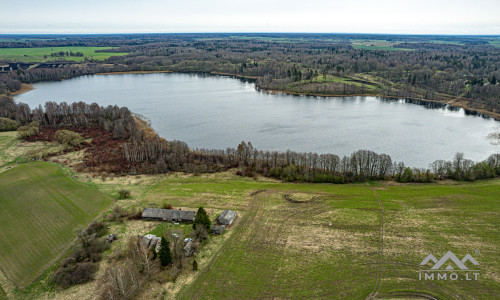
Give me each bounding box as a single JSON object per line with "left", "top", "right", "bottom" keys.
{"left": 1, "top": 97, "right": 498, "bottom": 183}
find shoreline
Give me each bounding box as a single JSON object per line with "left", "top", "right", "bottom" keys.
{"left": 11, "top": 83, "right": 34, "bottom": 96}
{"left": 95, "top": 70, "right": 173, "bottom": 75}
{"left": 209, "top": 71, "right": 260, "bottom": 80}
{"left": 258, "top": 87, "right": 500, "bottom": 121}
{"left": 11, "top": 70, "right": 500, "bottom": 121}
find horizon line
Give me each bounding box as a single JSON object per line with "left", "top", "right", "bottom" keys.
{"left": 1, "top": 32, "right": 500, "bottom": 37}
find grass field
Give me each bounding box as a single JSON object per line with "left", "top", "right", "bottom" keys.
{"left": 72, "top": 170, "right": 500, "bottom": 299}
{"left": 301, "top": 74, "right": 381, "bottom": 91}
{"left": 126, "top": 175, "right": 496, "bottom": 299}
{"left": 0, "top": 162, "right": 114, "bottom": 287}
{"left": 0, "top": 46, "right": 128, "bottom": 62}
{"left": 351, "top": 39, "right": 413, "bottom": 51}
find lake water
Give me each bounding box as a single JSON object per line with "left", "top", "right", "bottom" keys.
{"left": 14, "top": 73, "right": 499, "bottom": 167}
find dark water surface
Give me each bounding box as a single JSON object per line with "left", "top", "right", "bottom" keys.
{"left": 15, "top": 73, "right": 499, "bottom": 167}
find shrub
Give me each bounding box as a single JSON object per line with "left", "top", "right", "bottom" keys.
{"left": 28, "top": 121, "right": 40, "bottom": 128}
{"left": 0, "top": 117, "right": 19, "bottom": 131}
{"left": 192, "top": 224, "right": 208, "bottom": 241}
{"left": 17, "top": 125, "right": 39, "bottom": 138}
{"left": 118, "top": 189, "right": 131, "bottom": 199}
{"left": 127, "top": 209, "right": 143, "bottom": 220}
{"left": 107, "top": 206, "right": 128, "bottom": 221}
{"left": 51, "top": 262, "right": 97, "bottom": 288}
{"left": 84, "top": 221, "right": 107, "bottom": 237}
{"left": 162, "top": 203, "right": 174, "bottom": 209}
{"left": 55, "top": 130, "right": 84, "bottom": 146}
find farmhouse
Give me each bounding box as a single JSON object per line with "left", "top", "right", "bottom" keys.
{"left": 217, "top": 210, "right": 237, "bottom": 225}
{"left": 142, "top": 208, "right": 196, "bottom": 223}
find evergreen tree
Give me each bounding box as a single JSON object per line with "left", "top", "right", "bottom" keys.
{"left": 193, "top": 260, "right": 198, "bottom": 271}
{"left": 491, "top": 75, "right": 497, "bottom": 85}
{"left": 159, "top": 237, "right": 172, "bottom": 267}
{"left": 193, "top": 207, "right": 211, "bottom": 231}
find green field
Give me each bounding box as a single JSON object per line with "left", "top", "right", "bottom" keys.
{"left": 0, "top": 47, "right": 128, "bottom": 62}
{"left": 82, "top": 171, "right": 500, "bottom": 299}
{"left": 351, "top": 39, "right": 413, "bottom": 51}
{"left": 0, "top": 162, "right": 114, "bottom": 287}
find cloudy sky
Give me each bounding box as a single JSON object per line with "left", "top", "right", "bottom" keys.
{"left": 1, "top": 0, "right": 499, "bottom": 34}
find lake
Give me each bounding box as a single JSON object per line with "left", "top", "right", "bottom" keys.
{"left": 14, "top": 73, "right": 499, "bottom": 167}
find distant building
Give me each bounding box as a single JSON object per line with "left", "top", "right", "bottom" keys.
{"left": 211, "top": 224, "right": 226, "bottom": 234}
{"left": 217, "top": 210, "right": 237, "bottom": 225}
{"left": 142, "top": 208, "right": 196, "bottom": 223}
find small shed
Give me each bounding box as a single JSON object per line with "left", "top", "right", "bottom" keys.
{"left": 142, "top": 208, "right": 196, "bottom": 223}
{"left": 217, "top": 210, "right": 237, "bottom": 225}
{"left": 211, "top": 224, "right": 226, "bottom": 235}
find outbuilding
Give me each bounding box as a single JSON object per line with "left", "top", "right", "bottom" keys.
{"left": 184, "top": 241, "right": 195, "bottom": 256}
{"left": 211, "top": 224, "right": 226, "bottom": 234}
{"left": 217, "top": 210, "right": 237, "bottom": 225}
{"left": 138, "top": 234, "right": 162, "bottom": 252}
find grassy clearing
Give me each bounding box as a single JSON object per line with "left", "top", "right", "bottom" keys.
{"left": 0, "top": 47, "right": 128, "bottom": 62}
{"left": 489, "top": 40, "right": 500, "bottom": 47}
{"left": 0, "top": 131, "right": 64, "bottom": 173}
{"left": 301, "top": 74, "right": 381, "bottom": 90}
{"left": 0, "top": 162, "right": 114, "bottom": 287}
{"left": 351, "top": 39, "right": 413, "bottom": 51}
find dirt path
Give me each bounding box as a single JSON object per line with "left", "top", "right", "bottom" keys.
{"left": 367, "top": 188, "right": 385, "bottom": 300}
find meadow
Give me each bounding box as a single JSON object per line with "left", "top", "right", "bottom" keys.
{"left": 0, "top": 162, "right": 114, "bottom": 287}
{"left": 68, "top": 169, "right": 500, "bottom": 299}
{"left": 0, "top": 47, "right": 128, "bottom": 62}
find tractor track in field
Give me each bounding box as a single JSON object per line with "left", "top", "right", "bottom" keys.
{"left": 376, "top": 291, "right": 439, "bottom": 300}
{"left": 367, "top": 188, "right": 385, "bottom": 300}
{"left": 188, "top": 189, "right": 265, "bottom": 299}
{"left": 186, "top": 190, "right": 328, "bottom": 299}
{"left": 260, "top": 196, "right": 326, "bottom": 297}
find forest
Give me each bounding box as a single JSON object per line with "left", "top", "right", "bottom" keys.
{"left": 1, "top": 33, "right": 499, "bottom": 118}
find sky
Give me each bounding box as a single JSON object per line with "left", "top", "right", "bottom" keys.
{"left": 1, "top": 0, "right": 499, "bottom": 35}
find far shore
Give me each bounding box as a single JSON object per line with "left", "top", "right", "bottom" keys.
{"left": 10, "top": 71, "right": 500, "bottom": 121}
{"left": 96, "top": 70, "right": 173, "bottom": 75}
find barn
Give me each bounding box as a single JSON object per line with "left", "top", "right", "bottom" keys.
{"left": 142, "top": 208, "right": 196, "bottom": 223}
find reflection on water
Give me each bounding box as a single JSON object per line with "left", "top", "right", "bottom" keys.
{"left": 14, "top": 73, "right": 499, "bottom": 167}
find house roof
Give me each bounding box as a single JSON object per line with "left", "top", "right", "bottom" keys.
{"left": 142, "top": 208, "right": 196, "bottom": 221}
